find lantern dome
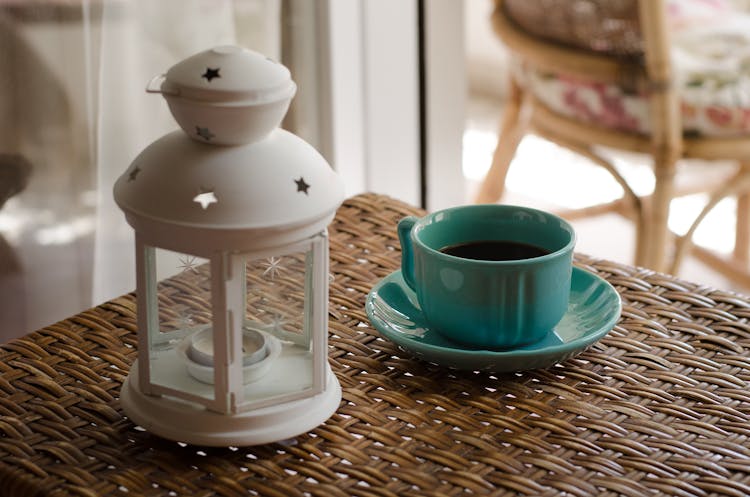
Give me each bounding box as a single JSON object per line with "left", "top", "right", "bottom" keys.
{"left": 161, "top": 45, "right": 294, "bottom": 105}
{"left": 147, "top": 46, "right": 297, "bottom": 145}
{"left": 114, "top": 129, "right": 344, "bottom": 254}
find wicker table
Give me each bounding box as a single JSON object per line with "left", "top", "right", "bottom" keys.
{"left": 3, "top": 193, "right": 750, "bottom": 497}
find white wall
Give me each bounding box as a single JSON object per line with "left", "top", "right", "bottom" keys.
{"left": 323, "top": 0, "right": 421, "bottom": 206}
{"left": 464, "top": 0, "right": 508, "bottom": 97}
{"left": 424, "top": 0, "right": 467, "bottom": 210}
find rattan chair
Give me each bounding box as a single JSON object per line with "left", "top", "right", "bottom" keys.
{"left": 475, "top": 0, "right": 750, "bottom": 286}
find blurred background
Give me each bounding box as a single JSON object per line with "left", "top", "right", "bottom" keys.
{"left": 0, "top": 0, "right": 743, "bottom": 342}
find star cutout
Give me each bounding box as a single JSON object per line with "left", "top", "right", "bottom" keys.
{"left": 193, "top": 188, "right": 218, "bottom": 209}
{"left": 201, "top": 67, "right": 221, "bottom": 82}
{"left": 261, "top": 257, "right": 285, "bottom": 280}
{"left": 177, "top": 255, "right": 199, "bottom": 273}
{"left": 177, "top": 312, "right": 194, "bottom": 328}
{"left": 266, "top": 314, "right": 286, "bottom": 333}
{"left": 295, "top": 177, "right": 310, "bottom": 195}
{"left": 128, "top": 165, "right": 141, "bottom": 182}
{"left": 196, "top": 126, "right": 215, "bottom": 141}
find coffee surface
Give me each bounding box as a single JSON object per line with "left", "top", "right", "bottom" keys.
{"left": 439, "top": 240, "right": 550, "bottom": 261}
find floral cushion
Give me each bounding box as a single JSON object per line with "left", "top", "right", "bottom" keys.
{"left": 524, "top": 0, "right": 750, "bottom": 137}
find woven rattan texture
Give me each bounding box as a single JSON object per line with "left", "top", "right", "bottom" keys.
{"left": 503, "top": 0, "right": 642, "bottom": 56}
{"left": 3, "top": 193, "right": 750, "bottom": 496}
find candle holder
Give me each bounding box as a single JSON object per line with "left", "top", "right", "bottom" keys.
{"left": 114, "top": 46, "right": 345, "bottom": 446}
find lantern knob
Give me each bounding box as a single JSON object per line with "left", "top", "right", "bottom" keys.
{"left": 148, "top": 46, "right": 297, "bottom": 145}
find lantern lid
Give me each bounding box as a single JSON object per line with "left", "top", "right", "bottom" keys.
{"left": 160, "top": 46, "right": 295, "bottom": 105}
{"left": 113, "top": 129, "right": 345, "bottom": 250}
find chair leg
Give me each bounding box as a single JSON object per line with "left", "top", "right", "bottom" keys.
{"left": 474, "top": 78, "right": 527, "bottom": 204}
{"left": 633, "top": 205, "right": 650, "bottom": 269}
{"left": 644, "top": 156, "right": 677, "bottom": 271}
{"left": 735, "top": 190, "right": 750, "bottom": 266}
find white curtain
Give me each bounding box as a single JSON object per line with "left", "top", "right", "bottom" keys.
{"left": 0, "top": 0, "right": 280, "bottom": 340}
{"left": 94, "top": 0, "right": 281, "bottom": 302}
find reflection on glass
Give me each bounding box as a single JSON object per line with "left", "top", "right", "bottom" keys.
{"left": 149, "top": 248, "right": 215, "bottom": 402}
{"left": 246, "top": 252, "right": 307, "bottom": 337}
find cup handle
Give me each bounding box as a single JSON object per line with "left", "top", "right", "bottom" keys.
{"left": 397, "top": 216, "right": 418, "bottom": 291}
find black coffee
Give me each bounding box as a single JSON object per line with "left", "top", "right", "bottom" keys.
{"left": 439, "top": 240, "right": 550, "bottom": 261}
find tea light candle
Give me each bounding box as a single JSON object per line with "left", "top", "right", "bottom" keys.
{"left": 187, "top": 328, "right": 268, "bottom": 367}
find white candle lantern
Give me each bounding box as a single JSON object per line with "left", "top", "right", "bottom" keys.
{"left": 114, "top": 46, "right": 344, "bottom": 446}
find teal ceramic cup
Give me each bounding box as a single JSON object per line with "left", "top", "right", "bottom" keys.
{"left": 398, "top": 205, "right": 576, "bottom": 349}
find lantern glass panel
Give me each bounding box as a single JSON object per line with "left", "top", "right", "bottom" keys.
{"left": 236, "top": 245, "right": 316, "bottom": 409}
{"left": 245, "top": 251, "right": 308, "bottom": 341}
{"left": 148, "top": 248, "right": 216, "bottom": 404}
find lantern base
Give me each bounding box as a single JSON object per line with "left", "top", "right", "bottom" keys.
{"left": 120, "top": 360, "right": 341, "bottom": 446}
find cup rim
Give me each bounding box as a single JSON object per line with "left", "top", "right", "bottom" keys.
{"left": 412, "top": 204, "right": 576, "bottom": 266}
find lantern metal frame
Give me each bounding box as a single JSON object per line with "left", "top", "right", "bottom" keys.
{"left": 119, "top": 228, "right": 340, "bottom": 446}
{"left": 132, "top": 231, "right": 329, "bottom": 413}
{"left": 116, "top": 46, "right": 344, "bottom": 446}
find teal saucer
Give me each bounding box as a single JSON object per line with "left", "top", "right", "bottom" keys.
{"left": 365, "top": 267, "right": 621, "bottom": 372}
